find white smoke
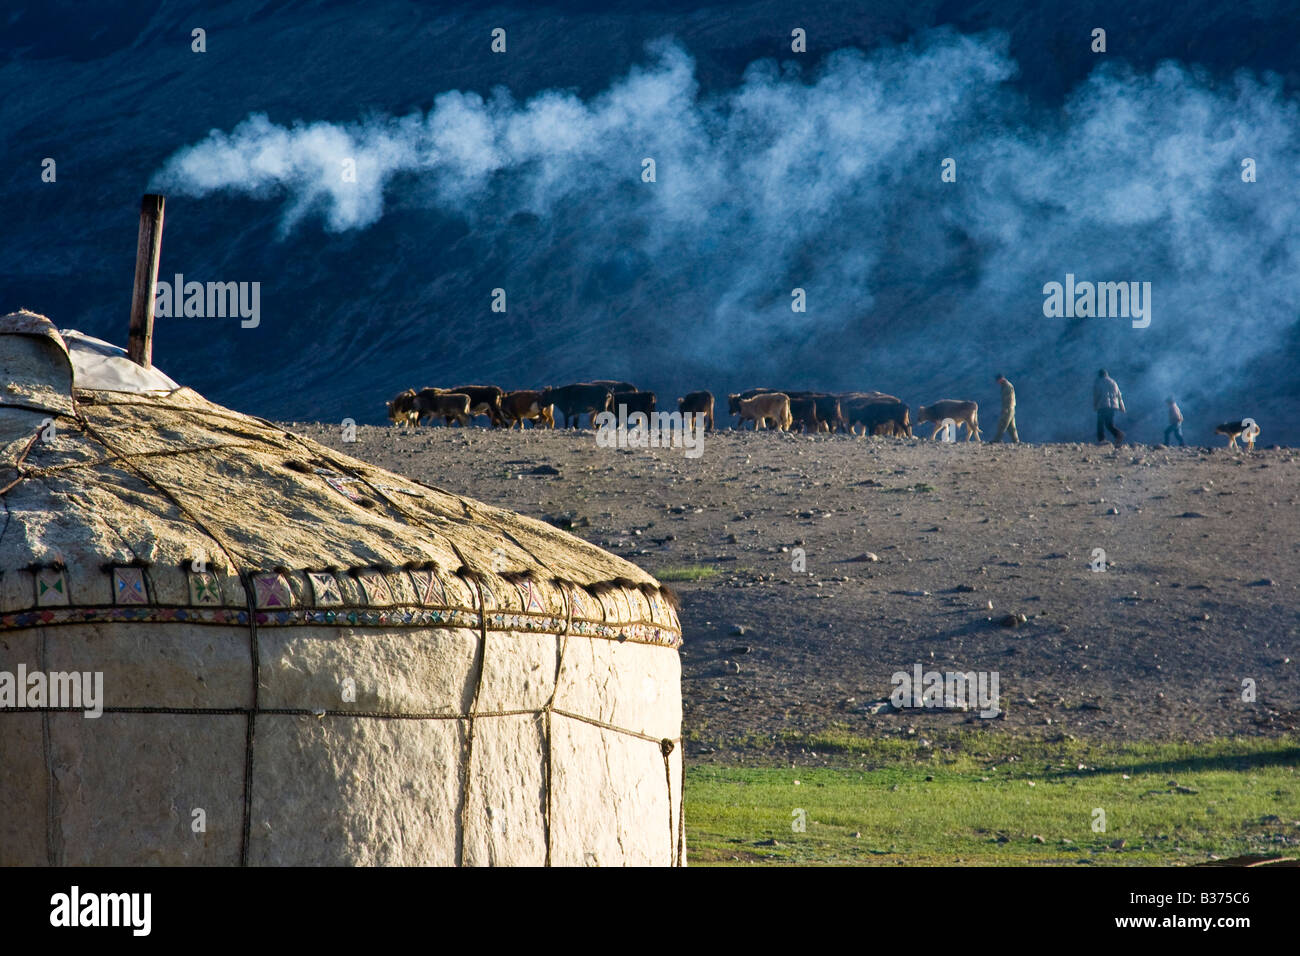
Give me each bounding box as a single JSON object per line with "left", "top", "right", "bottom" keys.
{"left": 152, "top": 31, "right": 1300, "bottom": 436}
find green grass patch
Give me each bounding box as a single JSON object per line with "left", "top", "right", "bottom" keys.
{"left": 685, "top": 735, "right": 1300, "bottom": 865}
{"left": 657, "top": 564, "right": 721, "bottom": 582}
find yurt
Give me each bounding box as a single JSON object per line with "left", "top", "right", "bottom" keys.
{"left": 0, "top": 310, "right": 684, "bottom": 866}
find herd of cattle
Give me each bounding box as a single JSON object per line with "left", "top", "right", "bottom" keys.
{"left": 386, "top": 382, "right": 983, "bottom": 438}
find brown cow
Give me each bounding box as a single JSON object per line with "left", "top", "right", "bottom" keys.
{"left": 768, "top": 391, "right": 835, "bottom": 433}
{"left": 415, "top": 388, "right": 471, "bottom": 426}
{"left": 446, "top": 385, "right": 507, "bottom": 427}
{"left": 387, "top": 389, "right": 419, "bottom": 427}
{"left": 728, "top": 389, "right": 775, "bottom": 417}
{"left": 733, "top": 392, "right": 792, "bottom": 431}
{"left": 917, "top": 400, "right": 981, "bottom": 441}
{"left": 501, "top": 390, "right": 555, "bottom": 429}
{"left": 677, "top": 391, "right": 715, "bottom": 431}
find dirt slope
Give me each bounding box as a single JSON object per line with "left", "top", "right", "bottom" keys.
{"left": 292, "top": 423, "right": 1300, "bottom": 752}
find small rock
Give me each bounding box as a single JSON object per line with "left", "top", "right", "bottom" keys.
{"left": 847, "top": 552, "right": 880, "bottom": 563}
{"left": 1248, "top": 578, "right": 1277, "bottom": 587}
{"left": 731, "top": 624, "right": 747, "bottom": 636}
{"left": 1032, "top": 835, "right": 1046, "bottom": 843}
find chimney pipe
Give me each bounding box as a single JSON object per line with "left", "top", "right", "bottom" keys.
{"left": 128, "top": 194, "right": 165, "bottom": 368}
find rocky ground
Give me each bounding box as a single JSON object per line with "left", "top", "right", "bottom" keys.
{"left": 291, "top": 423, "right": 1300, "bottom": 757}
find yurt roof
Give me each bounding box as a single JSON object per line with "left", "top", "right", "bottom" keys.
{"left": 0, "top": 310, "right": 680, "bottom": 644}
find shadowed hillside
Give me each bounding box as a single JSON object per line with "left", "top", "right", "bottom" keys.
{"left": 3, "top": 1, "right": 1299, "bottom": 442}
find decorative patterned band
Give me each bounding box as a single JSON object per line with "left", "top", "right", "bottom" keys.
{"left": 0, "top": 604, "right": 683, "bottom": 648}
{"left": 19, "top": 567, "right": 679, "bottom": 637}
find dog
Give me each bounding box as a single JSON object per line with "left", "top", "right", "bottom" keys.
{"left": 1215, "top": 419, "right": 1261, "bottom": 450}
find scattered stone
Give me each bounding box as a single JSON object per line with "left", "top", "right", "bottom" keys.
{"left": 731, "top": 624, "right": 747, "bottom": 636}
{"left": 846, "top": 552, "right": 880, "bottom": 563}
{"left": 1248, "top": 578, "right": 1277, "bottom": 587}
{"left": 1177, "top": 511, "right": 1206, "bottom": 518}
{"left": 1032, "top": 835, "right": 1046, "bottom": 843}
{"left": 1106, "top": 507, "right": 1120, "bottom": 515}
{"left": 721, "top": 660, "right": 740, "bottom": 674}
{"left": 527, "top": 464, "right": 561, "bottom": 475}
{"left": 730, "top": 645, "right": 751, "bottom": 655}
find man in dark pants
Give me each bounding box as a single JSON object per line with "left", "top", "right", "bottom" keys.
{"left": 1093, "top": 369, "right": 1126, "bottom": 446}
{"left": 1164, "top": 396, "right": 1185, "bottom": 446}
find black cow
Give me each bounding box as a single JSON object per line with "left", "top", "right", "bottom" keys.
{"left": 612, "top": 390, "right": 656, "bottom": 416}
{"left": 677, "top": 391, "right": 715, "bottom": 431}
{"left": 540, "top": 383, "right": 615, "bottom": 429}
{"left": 588, "top": 380, "right": 638, "bottom": 394}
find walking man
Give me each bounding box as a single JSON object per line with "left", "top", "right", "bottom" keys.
{"left": 1164, "top": 396, "right": 1185, "bottom": 446}
{"left": 993, "top": 373, "right": 1018, "bottom": 442}
{"left": 1094, "top": 368, "right": 1126, "bottom": 446}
